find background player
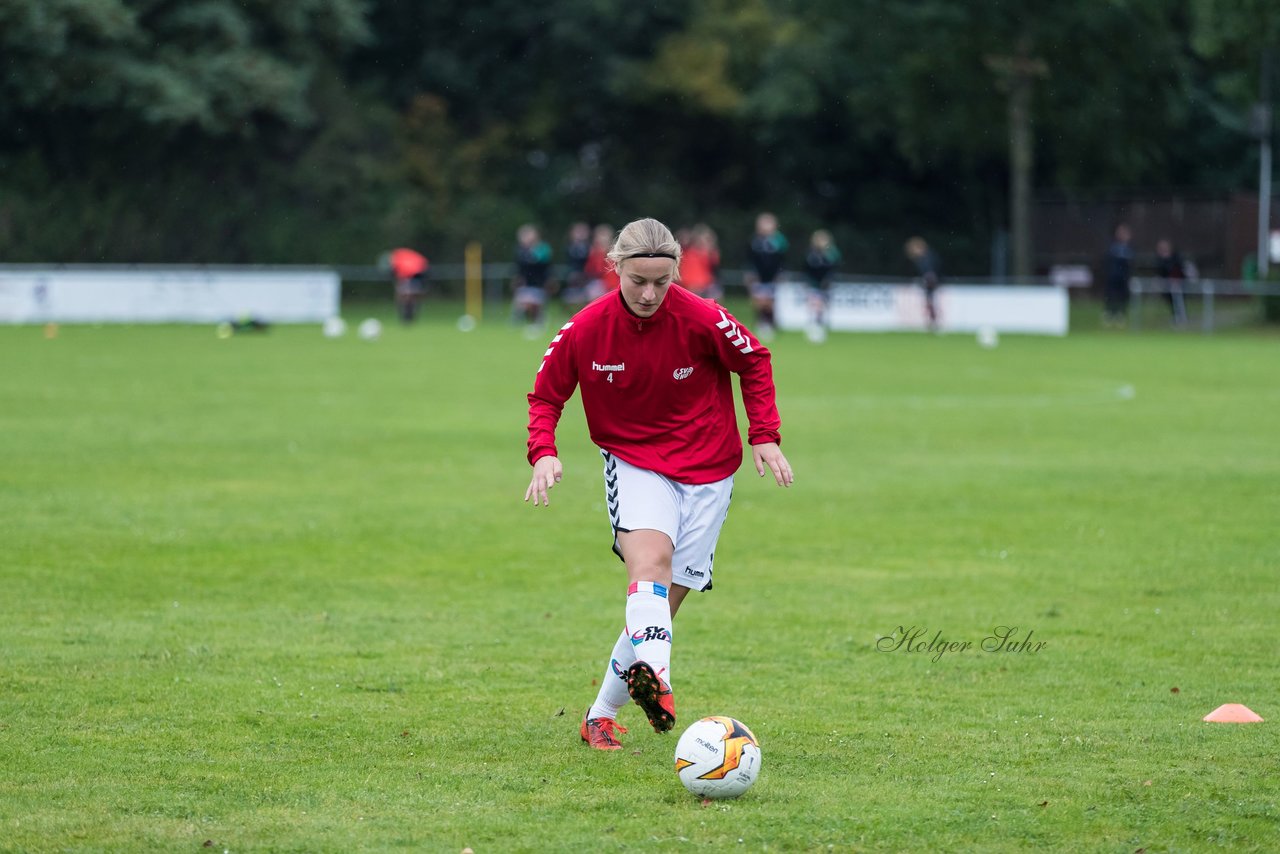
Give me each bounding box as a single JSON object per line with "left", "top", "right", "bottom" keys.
{"left": 747, "top": 212, "right": 788, "bottom": 339}
{"left": 513, "top": 224, "right": 554, "bottom": 333}
{"left": 804, "top": 229, "right": 841, "bottom": 343}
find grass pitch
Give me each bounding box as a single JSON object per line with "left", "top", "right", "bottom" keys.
{"left": 1, "top": 303, "right": 1278, "bottom": 852}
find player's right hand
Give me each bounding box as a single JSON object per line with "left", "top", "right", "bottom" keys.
{"left": 524, "top": 455, "right": 563, "bottom": 507}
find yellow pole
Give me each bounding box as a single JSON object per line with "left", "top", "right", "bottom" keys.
{"left": 465, "top": 241, "right": 483, "bottom": 323}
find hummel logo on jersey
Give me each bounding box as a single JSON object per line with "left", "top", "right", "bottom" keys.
{"left": 537, "top": 321, "right": 573, "bottom": 374}
{"left": 683, "top": 566, "right": 705, "bottom": 578}
{"left": 593, "top": 361, "right": 625, "bottom": 372}
{"left": 715, "top": 309, "right": 754, "bottom": 354}
{"left": 673, "top": 367, "right": 694, "bottom": 380}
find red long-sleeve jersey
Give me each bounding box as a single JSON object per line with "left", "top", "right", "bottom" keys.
{"left": 526, "top": 285, "right": 782, "bottom": 484}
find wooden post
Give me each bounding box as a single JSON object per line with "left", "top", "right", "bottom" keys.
{"left": 465, "top": 241, "right": 483, "bottom": 322}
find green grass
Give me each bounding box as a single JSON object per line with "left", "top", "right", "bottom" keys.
{"left": 2, "top": 303, "right": 1278, "bottom": 852}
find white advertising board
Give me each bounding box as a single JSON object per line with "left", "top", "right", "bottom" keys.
{"left": 0, "top": 267, "right": 340, "bottom": 324}
{"left": 775, "top": 282, "right": 1068, "bottom": 335}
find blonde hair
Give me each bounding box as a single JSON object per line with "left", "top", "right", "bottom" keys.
{"left": 605, "top": 218, "right": 682, "bottom": 275}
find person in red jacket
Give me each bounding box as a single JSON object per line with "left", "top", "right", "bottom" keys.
{"left": 523, "top": 217, "right": 794, "bottom": 751}
{"left": 582, "top": 223, "right": 621, "bottom": 301}
{"left": 387, "top": 247, "right": 429, "bottom": 323}
{"left": 678, "top": 223, "right": 721, "bottom": 300}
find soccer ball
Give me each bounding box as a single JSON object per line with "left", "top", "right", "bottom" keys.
{"left": 322, "top": 316, "right": 347, "bottom": 338}
{"left": 674, "top": 716, "right": 761, "bottom": 799}
{"left": 357, "top": 318, "right": 382, "bottom": 341}
{"left": 976, "top": 325, "right": 999, "bottom": 349}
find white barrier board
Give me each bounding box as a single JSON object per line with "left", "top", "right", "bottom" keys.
{"left": 0, "top": 268, "right": 339, "bottom": 324}
{"left": 775, "top": 282, "right": 1068, "bottom": 335}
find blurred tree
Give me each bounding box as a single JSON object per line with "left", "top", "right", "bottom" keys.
{"left": 0, "top": 0, "right": 375, "bottom": 261}
{"left": 1189, "top": 0, "right": 1279, "bottom": 104}
{"left": 0, "top": 0, "right": 369, "bottom": 133}
{"left": 798, "top": 1, "right": 1204, "bottom": 270}
{"left": 0, "top": 0, "right": 1277, "bottom": 272}
{"left": 1189, "top": 0, "right": 1278, "bottom": 311}
{"left": 348, "top": 0, "right": 694, "bottom": 253}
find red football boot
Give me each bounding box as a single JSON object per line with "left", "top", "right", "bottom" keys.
{"left": 580, "top": 716, "right": 628, "bottom": 750}
{"left": 626, "top": 661, "right": 676, "bottom": 733}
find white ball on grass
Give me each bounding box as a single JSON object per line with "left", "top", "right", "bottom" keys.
{"left": 674, "top": 716, "right": 761, "bottom": 799}
{"left": 357, "top": 318, "right": 382, "bottom": 341}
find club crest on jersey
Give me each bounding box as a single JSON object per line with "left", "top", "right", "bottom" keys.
{"left": 673, "top": 366, "right": 694, "bottom": 380}
{"left": 593, "top": 361, "right": 625, "bottom": 372}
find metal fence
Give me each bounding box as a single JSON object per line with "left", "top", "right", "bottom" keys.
{"left": 1129, "top": 277, "right": 1280, "bottom": 332}
{"left": 345, "top": 264, "right": 1279, "bottom": 333}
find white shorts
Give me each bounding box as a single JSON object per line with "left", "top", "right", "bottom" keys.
{"left": 601, "top": 450, "right": 733, "bottom": 592}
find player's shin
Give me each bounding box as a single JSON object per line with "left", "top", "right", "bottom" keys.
{"left": 587, "top": 628, "right": 635, "bottom": 721}
{"left": 625, "top": 581, "right": 673, "bottom": 680}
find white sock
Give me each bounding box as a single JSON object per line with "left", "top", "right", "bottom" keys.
{"left": 587, "top": 628, "right": 635, "bottom": 721}
{"left": 625, "top": 581, "right": 673, "bottom": 683}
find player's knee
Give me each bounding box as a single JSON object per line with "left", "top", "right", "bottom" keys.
{"left": 628, "top": 557, "right": 671, "bottom": 584}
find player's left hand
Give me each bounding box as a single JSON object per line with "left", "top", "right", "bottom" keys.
{"left": 751, "top": 442, "right": 794, "bottom": 487}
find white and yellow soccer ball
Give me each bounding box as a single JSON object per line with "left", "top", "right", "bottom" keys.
{"left": 674, "top": 716, "right": 761, "bottom": 799}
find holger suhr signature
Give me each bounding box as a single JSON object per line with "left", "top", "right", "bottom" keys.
{"left": 876, "top": 625, "right": 1047, "bottom": 663}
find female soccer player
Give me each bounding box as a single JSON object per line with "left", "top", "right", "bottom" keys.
{"left": 747, "top": 212, "right": 788, "bottom": 339}
{"left": 804, "top": 229, "right": 841, "bottom": 343}
{"left": 513, "top": 224, "right": 553, "bottom": 331}
{"left": 523, "top": 217, "right": 794, "bottom": 750}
